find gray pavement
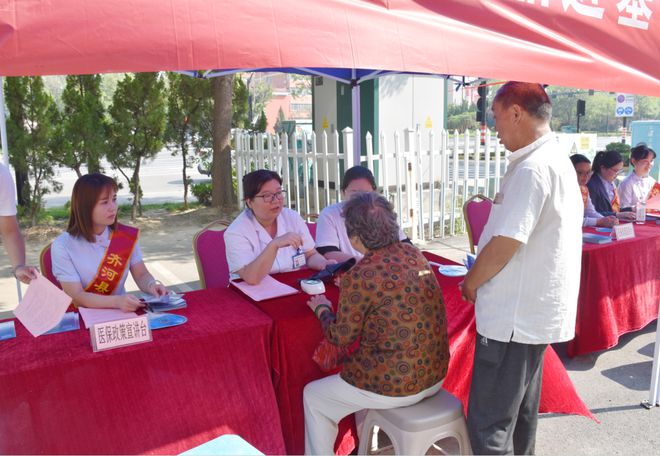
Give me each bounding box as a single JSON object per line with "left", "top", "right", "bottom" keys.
{"left": 1, "top": 228, "right": 659, "bottom": 454}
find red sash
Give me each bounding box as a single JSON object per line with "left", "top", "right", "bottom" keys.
{"left": 85, "top": 224, "right": 139, "bottom": 295}
{"left": 647, "top": 182, "right": 660, "bottom": 200}
{"left": 580, "top": 185, "right": 589, "bottom": 210}
{"left": 611, "top": 189, "right": 620, "bottom": 213}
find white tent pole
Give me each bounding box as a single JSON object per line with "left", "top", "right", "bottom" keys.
{"left": 351, "top": 70, "right": 361, "bottom": 164}
{"left": 0, "top": 76, "right": 8, "bottom": 166}
{"left": 0, "top": 76, "right": 22, "bottom": 301}
{"left": 643, "top": 303, "right": 660, "bottom": 408}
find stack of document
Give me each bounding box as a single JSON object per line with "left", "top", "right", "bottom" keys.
{"left": 141, "top": 292, "right": 187, "bottom": 312}
{"left": 582, "top": 233, "right": 612, "bottom": 244}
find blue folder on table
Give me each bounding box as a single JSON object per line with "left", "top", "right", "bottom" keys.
{"left": 582, "top": 233, "right": 612, "bottom": 244}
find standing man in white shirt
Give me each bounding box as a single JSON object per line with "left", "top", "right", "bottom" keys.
{"left": 461, "top": 82, "right": 582, "bottom": 454}
{"left": 0, "top": 162, "right": 38, "bottom": 283}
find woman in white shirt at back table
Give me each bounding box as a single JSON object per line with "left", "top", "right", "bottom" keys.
{"left": 224, "top": 169, "right": 333, "bottom": 285}
{"left": 618, "top": 144, "right": 657, "bottom": 210}
{"left": 315, "top": 166, "right": 410, "bottom": 263}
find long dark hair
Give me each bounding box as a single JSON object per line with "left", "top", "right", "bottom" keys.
{"left": 592, "top": 150, "right": 623, "bottom": 174}
{"left": 67, "top": 173, "right": 118, "bottom": 242}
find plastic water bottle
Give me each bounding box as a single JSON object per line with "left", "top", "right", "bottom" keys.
{"left": 636, "top": 201, "right": 647, "bottom": 224}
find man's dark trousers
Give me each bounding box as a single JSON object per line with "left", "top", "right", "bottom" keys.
{"left": 467, "top": 334, "right": 547, "bottom": 455}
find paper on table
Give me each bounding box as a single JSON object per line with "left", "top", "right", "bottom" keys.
{"left": 13, "top": 272, "right": 73, "bottom": 337}
{"left": 231, "top": 275, "right": 299, "bottom": 301}
{"left": 78, "top": 307, "right": 138, "bottom": 329}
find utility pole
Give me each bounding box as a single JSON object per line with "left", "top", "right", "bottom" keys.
{"left": 576, "top": 99, "right": 585, "bottom": 133}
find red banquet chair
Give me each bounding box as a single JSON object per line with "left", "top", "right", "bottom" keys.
{"left": 463, "top": 194, "right": 493, "bottom": 254}
{"left": 39, "top": 243, "right": 62, "bottom": 289}
{"left": 306, "top": 213, "right": 319, "bottom": 241}
{"left": 192, "top": 220, "right": 232, "bottom": 289}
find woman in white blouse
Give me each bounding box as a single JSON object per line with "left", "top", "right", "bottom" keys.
{"left": 52, "top": 173, "right": 168, "bottom": 312}
{"left": 224, "top": 169, "right": 332, "bottom": 285}
{"left": 618, "top": 144, "right": 657, "bottom": 210}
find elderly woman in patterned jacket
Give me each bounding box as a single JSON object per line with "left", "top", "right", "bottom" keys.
{"left": 303, "top": 191, "right": 450, "bottom": 455}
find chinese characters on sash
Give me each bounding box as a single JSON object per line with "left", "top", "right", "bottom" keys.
{"left": 85, "top": 224, "right": 139, "bottom": 296}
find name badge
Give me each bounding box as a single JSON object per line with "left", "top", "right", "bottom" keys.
{"left": 613, "top": 223, "right": 635, "bottom": 241}
{"left": 90, "top": 315, "right": 152, "bottom": 352}
{"left": 292, "top": 249, "right": 306, "bottom": 269}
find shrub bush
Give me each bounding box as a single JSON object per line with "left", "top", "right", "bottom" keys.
{"left": 191, "top": 182, "right": 212, "bottom": 206}
{"left": 605, "top": 142, "right": 632, "bottom": 166}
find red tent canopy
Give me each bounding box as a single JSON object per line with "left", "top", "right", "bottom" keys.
{"left": 0, "top": 0, "right": 659, "bottom": 95}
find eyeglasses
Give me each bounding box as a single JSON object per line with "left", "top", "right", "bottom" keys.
{"left": 254, "top": 190, "right": 287, "bottom": 203}
{"left": 609, "top": 167, "right": 624, "bottom": 175}
{"left": 576, "top": 171, "right": 592, "bottom": 177}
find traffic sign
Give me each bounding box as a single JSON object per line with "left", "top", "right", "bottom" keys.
{"left": 615, "top": 93, "right": 635, "bottom": 118}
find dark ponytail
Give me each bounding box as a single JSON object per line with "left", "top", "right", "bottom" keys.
{"left": 592, "top": 150, "right": 623, "bottom": 174}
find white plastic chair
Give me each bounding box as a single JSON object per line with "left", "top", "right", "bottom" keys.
{"left": 358, "top": 389, "right": 472, "bottom": 455}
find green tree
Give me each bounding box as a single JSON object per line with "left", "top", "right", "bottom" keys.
{"left": 4, "top": 77, "right": 62, "bottom": 225}
{"left": 164, "top": 73, "right": 213, "bottom": 209}
{"left": 232, "top": 76, "right": 249, "bottom": 129}
{"left": 107, "top": 73, "right": 166, "bottom": 221}
{"left": 58, "top": 74, "right": 107, "bottom": 176}
{"left": 274, "top": 107, "right": 287, "bottom": 134}
{"left": 254, "top": 109, "right": 268, "bottom": 132}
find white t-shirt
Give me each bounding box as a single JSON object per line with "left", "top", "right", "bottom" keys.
{"left": 52, "top": 227, "right": 143, "bottom": 295}
{"left": 224, "top": 207, "right": 315, "bottom": 275}
{"left": 618, "top": 173, "right": 656, "bottom": 209}
{"left": 475, "top": 133, "right": 583, "bottom": 344}
{"left": 315, "top": 201, "right": 407, "bottom": 261}
{"left": 0, "top": 163, "right": 17, "bottom": 216}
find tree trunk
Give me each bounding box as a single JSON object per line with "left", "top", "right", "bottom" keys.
{"left": 74, "top": 165, "right": 82, "bottom": 178}
{"left": 212, "top": 75, "right": 236, "bottom": 212}
{"left": 14, "top": 168, "right": 29, "bottom": 208}
{"left": 181, "top": 129, "right": 189, "bottom": 209}
{"left": 131, "top": 160, "right": 141, "bottom": 222}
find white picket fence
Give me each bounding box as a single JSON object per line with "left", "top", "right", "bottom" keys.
{"left": 234, "top": 127, "right": 508, "bottom": 241}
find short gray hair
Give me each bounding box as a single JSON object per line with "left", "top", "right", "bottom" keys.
{"left": 494, "top": 81, "right": 552, "bottom": 121}
{"left": 342, "top": 192, "right": 400, "bottom": 250}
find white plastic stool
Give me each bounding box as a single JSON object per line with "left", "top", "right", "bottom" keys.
{"left": 358, "top": 389, "right": 472, "bottom": 455}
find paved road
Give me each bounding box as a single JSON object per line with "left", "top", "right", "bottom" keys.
{"left": 43, "top": 150, "right": 209, "bottom": 208}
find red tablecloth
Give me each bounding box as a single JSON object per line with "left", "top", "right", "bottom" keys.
{"left": 567, "top": 222, "right": 660, "bottom": 357}
{"left": 423, "top": 253, "right": 593, "bottom": 420}
{"left": 0, "top": 289, "right": 285, "bottom": 455}
{"left": 240, "top": 254, "right": 594, "bottom": 454}
{"left": 231, "top": 271, "right": 357, "bottom": 455}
